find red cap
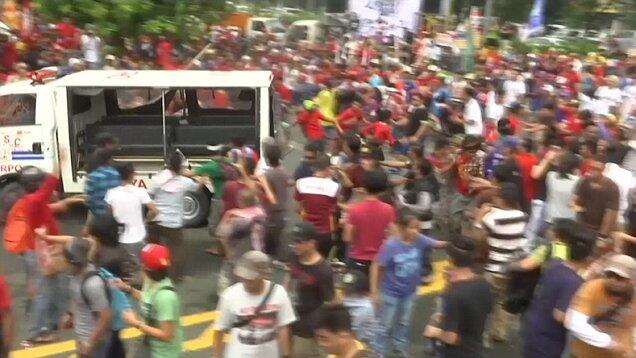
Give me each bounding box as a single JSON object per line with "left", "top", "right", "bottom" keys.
{"left": 141, "top": 244, "right": 171, "bottom": 271}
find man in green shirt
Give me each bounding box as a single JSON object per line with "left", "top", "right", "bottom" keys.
{"left": 195, "top": 144, "right": 230, "bottom": 255}
{"left": 121, "top": 244, "right": 183, "bottom": 357}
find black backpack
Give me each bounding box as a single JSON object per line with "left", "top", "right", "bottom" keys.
{"left": 0, "top": 182, "right": 25, "bottom": 225}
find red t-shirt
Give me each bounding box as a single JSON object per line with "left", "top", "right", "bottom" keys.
{"left": 0, "top": 276, "right": 11, "bottom": 311}
{"left": 222, "top": 181, "right": 248, "bottom": 213}
{"left": 23, "top": 175, "right": 61, "bottom": 250}
{"left": 337, "top": 106, "right": 364, "bottom": 132}
{"left": 56, "top": 22, "right": 79, "bottom": 49}
{"left": 508, "top": 115, "right": 522, "bottom": 135}
{"left": 276, "top": 83, "right": 294, "bottom": 102}
{"left": 362, "top": 122, "right": 395, "bottom": 145}
{"left": 344, "top": 163, "right": 365, "bottom": 189}
{"left": 347, "top": 199, "right": 396, "bottom": 261}
{"left": 516, "top": 151, "right": 539, "bottom": 203}
{"left": 0, "top": 42, "right": 17, "bottom": 72}
{"left": 297, "top": 110, "right": 327, "bottom": 141}
{"left": 294, "top": 176, "right": 339, "bottom": 233}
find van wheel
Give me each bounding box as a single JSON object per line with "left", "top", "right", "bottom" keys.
{"left": 183, "top": 189, "right": 210, "bottom": 228}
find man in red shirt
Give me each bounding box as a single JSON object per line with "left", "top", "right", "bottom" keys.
{"left": 0, "top": 34, "right": 17, "bottom": 74}
{"left": 507, "top": 103, "right": 524, "bottom": 135}
{"left": 344, "top": 169, "right": 396, "bottom": 275}
{"left": 336, "top": 101, "right": 365, "bottom": 133}
{"left": 362, "top": 109, "right": 395, "bottom": 146}
{"left": 295, "top": 155, "right": 340, "bottom": 258}
{"left": 56, "top": 17, "right": 80, "bottom": 49}
{"left": 515, "top": 138, "right": 539, "bottom": 205}
{"left": 0, "top": 274, "right": 14, "bottom": 357}
{"left": 296, "top": 100, "right": 335, "bottom": 150}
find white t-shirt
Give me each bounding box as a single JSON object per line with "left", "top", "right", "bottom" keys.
{"left": 105, "top": 184, "right": 152, "bottom": 244}
{"left": 604, "top": 163, "right": 636, "bottom": 224}
{"left": 594, "top": 86, "right": 622, "bottom": 110}
{"left": 486, "top": 101, "right": 504, "bottom": 123}
{"left": 503, "top": 79, "right": 527, "bottom": 106}
{"left": 463, "top": 98, "right": 483, "bottom": 135}
{"left": 545, "top": 171, "right": 579, "bottom": 224}
{"left": 80, "top": 34, "right": 102, "bottom": 64}
{"left": 214, "top": 281, "right": 297, "bottom": 358}
{"left": 150, "top": 173, "right": 200, "bottom": 229}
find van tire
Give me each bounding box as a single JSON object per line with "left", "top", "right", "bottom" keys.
{"left": 183, "top": 189, "right": 210, "bottom": 228}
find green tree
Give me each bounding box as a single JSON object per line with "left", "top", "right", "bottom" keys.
{"left": 493, "top": 0, "right": 533, "bottom": 23}
{"left": 562, "top": 0, "right": 599, "bottom": 28}
{"left": 35, "top": 0, "right": 228, "bottom": 42}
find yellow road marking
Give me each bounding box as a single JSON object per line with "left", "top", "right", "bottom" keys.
{"left": 11, "top": 261, "right": 448, "bottom": 357}
{"left": 418, "top": 260, "right": 449, "bottom": 296}
{"left": 10, "top": 311, "right": 219, "bottom": 357}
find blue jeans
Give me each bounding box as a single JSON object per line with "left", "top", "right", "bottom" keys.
{"left": 29, "top": 273, "right": 69, "bottom": 338}
{"left": 525, "top": 200, "right": 548, "bottom": 250}
{"left": 27, "top": 257, "right": 69, "bottom": 339}
{"left": 378, "top": 292, "right": 416, "bottom": 356}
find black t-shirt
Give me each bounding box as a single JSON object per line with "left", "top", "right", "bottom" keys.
{"left": 405, "top": 106, "right": 426, "bottom": 137}
{"left": 289, "top": 258, "right": 335, "bottom": 337}
{"left": 439, "top": 277, "right": 493, "bottom": 358}
{"left": 439, "top": 106, "right": 464, "bottom": 136}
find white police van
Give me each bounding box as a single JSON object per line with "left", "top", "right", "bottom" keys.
{"left": 0, "top": 70, "right": 274, "bottom": 226}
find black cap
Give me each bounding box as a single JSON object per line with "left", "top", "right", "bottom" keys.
{"left": 292, "top": 222, "right": 317, "bottom": 242}
{"left": 19, "top": 166, "right": 46, "bottom": 193}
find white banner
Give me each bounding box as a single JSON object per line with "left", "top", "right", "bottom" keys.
{"left": 348, "top": 0, "right": 422, "bottom": 38}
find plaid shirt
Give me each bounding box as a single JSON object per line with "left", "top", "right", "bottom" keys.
{"left": 85, "top": 166, "right": 121, "bottom": 215}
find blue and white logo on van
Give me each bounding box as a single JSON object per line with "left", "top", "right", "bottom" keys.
{"left": 11, "top": 151, "right": 44, "bottom": 160}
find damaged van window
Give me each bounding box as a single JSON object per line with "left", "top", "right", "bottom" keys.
{"left": 116, "top": 88, "right": 163, "bottom": 109}
{"left": 196, "top": 89, "right": 253, "bottom": 111}
{"left": 0, "top": 94, "right": 36, "bottom": 126}
{"left": 116, "top": 88, "right": 187, "bottom": 116}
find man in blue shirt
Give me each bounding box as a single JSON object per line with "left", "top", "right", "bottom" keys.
{"left": 85, "top": 149, "right": 120, "bottom": 217}
{"left": 522, "top": 219, "right": 596, "bottom": 358}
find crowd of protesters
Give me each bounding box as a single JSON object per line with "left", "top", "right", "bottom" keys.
{"left": 1, "top": 5, "right": 636, "bottom": 358}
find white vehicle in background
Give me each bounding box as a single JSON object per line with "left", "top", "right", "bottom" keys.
{"left": 0, "top": 70, "right": 274, "bottom": 227}
{"left": 246, "top": 17, "right": 286, "bottom": 41}
{"left": 286, "top": 20, "right": 327, "bottom": 46}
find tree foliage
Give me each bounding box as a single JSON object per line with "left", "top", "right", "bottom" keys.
{"left": 34, "top": 0, "right": 228, "bottom": 41}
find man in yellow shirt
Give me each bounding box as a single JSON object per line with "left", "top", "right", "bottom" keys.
{"left": 313, "top": 84, "right": 339, "bottom": 153}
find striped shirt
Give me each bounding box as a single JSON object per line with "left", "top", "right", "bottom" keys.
{"left": 85, "top": 166, "right": 121, "bottom": 215}
{"left": 481, "top": 207, "right": 528, "bottom": 274}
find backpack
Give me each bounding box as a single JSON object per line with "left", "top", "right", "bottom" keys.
{"left": 3, "top": 197, "right": 33, "bottom": 254}
{"left": 81, "top": 268, "right": 132, "bottom": 331}
{"left": 0, "top": 181, "right": 25, "bottom": 224}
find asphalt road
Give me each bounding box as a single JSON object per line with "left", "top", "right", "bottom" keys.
{"left": 2, "top": 127, "right": 523, "bottom": 357}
